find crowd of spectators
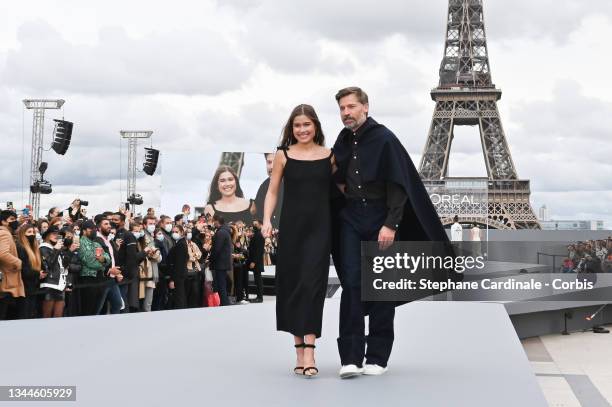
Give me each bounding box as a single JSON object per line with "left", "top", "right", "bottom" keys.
{"left": 0, "top": 200, "right": 273, "bottom": 320}
{"left": 561, "top": 239, "right": 612, "bottom": 274}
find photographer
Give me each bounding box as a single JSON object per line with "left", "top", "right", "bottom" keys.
{"left": 67, "top": 199, "right": 88, "bottom": 222}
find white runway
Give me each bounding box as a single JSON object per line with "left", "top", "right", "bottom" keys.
{"left": 0, "top": 299, "right": 547, "bottom": 406}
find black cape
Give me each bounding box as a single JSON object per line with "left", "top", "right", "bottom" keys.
{"left": 331, "top": 117, "right": 459, "bottom": 305}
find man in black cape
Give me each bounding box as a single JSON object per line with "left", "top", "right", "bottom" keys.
{"left": 331, "top": 87, "right": 452, "bottom": 379}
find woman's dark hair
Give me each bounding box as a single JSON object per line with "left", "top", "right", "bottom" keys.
{"left": 207, "top": 165, "right": 244, "bottom": 204}
{"left": 279, "top": 104, "right": 325, "bottom": 148}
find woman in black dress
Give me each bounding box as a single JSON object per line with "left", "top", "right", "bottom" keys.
{"left": 262, "top": 104, "right": 336, "bottom": 377}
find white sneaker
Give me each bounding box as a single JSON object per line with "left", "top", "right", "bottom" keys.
{"left": 363, "top": 364, "right": 387, "bottom": 375}
{"left": 339, "top": 364, "right": 363, "bottom": 379}
{"left": 239, "top": 300, "right": 250, "bottom": 305}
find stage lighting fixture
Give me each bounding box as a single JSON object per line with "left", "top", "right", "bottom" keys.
{"left": 39, "top": 162, "right": 48, "bottom": 175}
{"left": 51, "top": 119, "right": 74, "bottom": 155}
{"left": 127, "top": 193, "right": 144, "bottom": 206}
{"left": 30, "top": 180, "right": 53, "bottom": 195}
{"left": 143, "top": 148, "right": 159, "bottom": 176}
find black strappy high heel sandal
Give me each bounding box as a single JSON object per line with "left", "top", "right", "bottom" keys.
{"left": 302, "top": 344, "right": 319, "bottom": 377}
{"left": 294, "top": 343, "right": 305, "bottom": 375}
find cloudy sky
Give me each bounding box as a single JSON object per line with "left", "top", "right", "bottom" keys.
{"left": 0, "top": 0, "right": 611, "bottom": 226}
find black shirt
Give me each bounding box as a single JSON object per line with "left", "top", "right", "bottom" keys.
{"left": 345, "top": 124, "right": 407, "bottom": 230}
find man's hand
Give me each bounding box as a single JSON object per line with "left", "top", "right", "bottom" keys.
{"left": 249, "top": 262, "right": 255, "bottom": 269}
{"left": 378, "top": 226, "right": 396, "bottom": 251}
{"left": 109, "top": 267, "right": 121, "bottom": 276}
{"left": 115, "top": 273, "right": 124, "bottom": 282}
{"left": 169, "top": 281, "right": 175, "bottom": 290}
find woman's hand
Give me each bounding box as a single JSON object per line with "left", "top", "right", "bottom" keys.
{"left": 39, "top": 270, "right": 48, "bottom": 280}
{"left": 262, "top": 220, "right": 273, "bottom": 238}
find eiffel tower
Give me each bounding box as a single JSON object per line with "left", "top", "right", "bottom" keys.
{"left": 419, "top": 0, "right": 540, "bottom": 230}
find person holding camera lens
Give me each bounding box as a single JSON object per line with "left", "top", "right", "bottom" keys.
{"left": 67, "top": 199, "right": 88, "bottom": 223}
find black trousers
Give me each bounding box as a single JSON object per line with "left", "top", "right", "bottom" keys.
{"left": 213, "top": 269, "right": 230, "bottom": 306}
{"left": 185, "top": 273, "right": 201, "bottom": 308}
{"left": 337, "top": 200, "right": 396, "bottom": 368}
{"left": 233, "top": 264, "right": 249, "bottom": 301}
{"left": 0, "top": 295, "right": 25, "bottom": 320}
{"left": 172, "top": 277, "right": 187, "bottom": 309}
{"left": 79, "top": 276, "right": 105, "bottom": 316}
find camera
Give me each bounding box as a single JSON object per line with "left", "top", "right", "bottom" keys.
{"left": 80, "top": 200, "right": 89, "bottom": 206}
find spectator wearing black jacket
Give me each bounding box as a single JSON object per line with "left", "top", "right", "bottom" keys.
{"left": 209, "top": 215, "right": 232, "bottom": 306}
{"left": 38, "top": 226, "right": 68, "bottom": 318}
{"left": 59, "top": 228, "right": 82, "bottom": 317}
{"left": 121, "top": 222, "right": 147, "bottom": 312}
{"left": 16, "top": 223, "right": 46, "bottom": 318}
{"left": 167, "top": 224, "right": 188, "bottom": 309}
{"left": 152, "top": 227, "right": 170, "bottom": 311}
{"left": 247, "top": 220, "right": 265, "bottom": 303}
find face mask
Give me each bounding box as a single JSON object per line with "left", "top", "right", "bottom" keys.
{"left": 64, "top": 238, "right": 73, "bottom": 247}
{"left": 108, "top": 233, "right": 115, "bottom": 241}
{"left": 35, "top": 233, "right": 42, "bottom": 242}
{"left": 9, "top": 221, "right": 19, "bottom": 231}
{"left": 156, "top": 234, "right": 164, "bottom": 242}
{"left": 74, "top": 230, "right": 81, "bottom": 237}
{"left": 186, "top": 232, "right": 192, "bottom": 240}
{"left": 27, "top": 235, "right": 36, "bottom": 245}
{"left": 164, "top": 224, "right": 173, "bottom": 233}
{"left": 172, "top": 232, "right": 181, "bottom": 241}
{"left": 146, "top": 225, "right": 156, "bottom": 234}
{"left": 133, "top": 231, "right": 141, "bottom": 239}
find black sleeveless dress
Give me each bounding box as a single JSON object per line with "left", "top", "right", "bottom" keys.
{"left": 211, "top": 199, "right": 254, "bottom": 224}
{"left": 276, "top": 147, "right": 333, "bottom": 338}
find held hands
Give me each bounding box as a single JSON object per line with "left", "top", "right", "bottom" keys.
{"left": 116, "top": 273, "right": 124, "bottom": 282}
{"left": 39, "top": 270, "right": 48, "bottom": 280}
{"left": 261, "top": 220, "right": 273, "bottom": 238}
{"left": 378, "top": 226, "right": 396, "bottom": 251}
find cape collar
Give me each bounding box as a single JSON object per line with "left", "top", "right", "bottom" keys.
{"left": 338, "top": 117, "right": 379, "bottom": 144}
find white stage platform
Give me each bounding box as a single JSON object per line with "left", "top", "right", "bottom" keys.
{"left": 0, "top": 300, "right": 547, "bottom": 406}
